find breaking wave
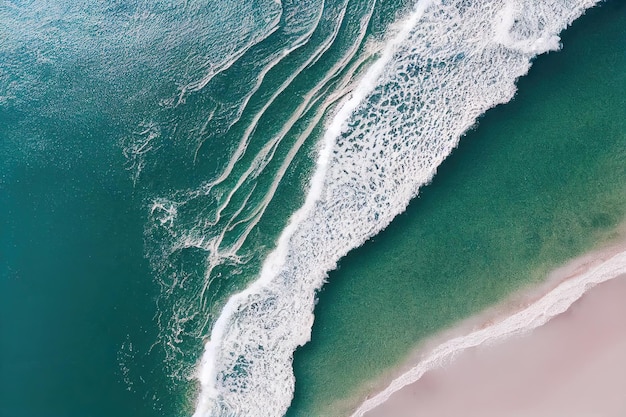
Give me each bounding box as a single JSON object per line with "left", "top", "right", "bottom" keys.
{"left": 191, "top": 0, "right": 602, "bottom": 416}
{"left": 142, "top": 0, "right": 379, "bottom": 387}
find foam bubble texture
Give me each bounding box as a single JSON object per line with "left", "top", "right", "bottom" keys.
{"left": 193, "top": 0, "right": 601, "bottom": 416}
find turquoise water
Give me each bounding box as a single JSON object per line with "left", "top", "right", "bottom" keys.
{"left": 1, "top": 0, "right": 400, "bottom": 415}
{"left": 1, "top": 1, "right": 624, "bottom": 417}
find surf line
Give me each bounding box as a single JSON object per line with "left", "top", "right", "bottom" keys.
{"left": 191, "top": 0, "right": 602, "bottom": 416}
{"left": 191, "top": 2, "right": 428, "bottom": 414}
{"left": 350, "top": 250, "right": 626, "bottom": 416}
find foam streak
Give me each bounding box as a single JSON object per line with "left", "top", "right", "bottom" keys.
{"left": 352, "top": 250, "right": 626, "bottom": 416}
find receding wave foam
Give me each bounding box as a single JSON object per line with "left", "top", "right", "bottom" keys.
{"left": 193, "top": 0, "right": 601, "bottom": 416}
{"left": 351, "top": 249, "right": 626, "bottom": 416}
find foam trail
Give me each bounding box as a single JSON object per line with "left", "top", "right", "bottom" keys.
{"left": 352, "top": 250, "right": 626, "bottom": 416}
{"left": 205, "top": 0, "right": 350, "bottom": 194}
{"left": 193, "top": 0, "right": 326, "bottom": 162}
{"left": 198, "top": 48, "right": 372, "bottom": 302}
{"left": 195, "top": 0, "right": 375, "bottom": 326}
{"left": 176, "top": 24, "right": 278, "bottom": 105}
{"left": 176, "top": 0, "right": 371, "bottom": 288}
{"left": 193, "top": 0, "right": 601, "bottom": 416}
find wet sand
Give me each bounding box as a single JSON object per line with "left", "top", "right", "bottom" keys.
{"left": 362, "top": 274, "right": 626, "bottom": 417}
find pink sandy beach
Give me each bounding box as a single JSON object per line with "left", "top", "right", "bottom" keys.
{"left": 363, "top": 275, "right": 626, "bottom": 417}
{"left": 350, "top": 235, "right": 626, "bottom": 417}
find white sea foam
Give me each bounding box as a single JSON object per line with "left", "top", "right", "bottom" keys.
{"left": 192, "top": 0, "right": 601, "bottom": 416}
{"left": 145, "top": 0, "right": 379, "bottom": 382}
{"left": 351, "top": 250, "right": 626, "bottom": 416}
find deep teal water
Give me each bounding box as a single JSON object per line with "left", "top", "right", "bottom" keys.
{"left": 0, "top": 0, "right": 403, "bottom": 415}
{"left": 1, "top": 1, "right": 624, "bottom": 417}
{"left": 0, "top": 106, "right": 162, "bottom": 416}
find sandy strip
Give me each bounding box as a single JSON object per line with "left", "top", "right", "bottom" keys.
{"left": 350, "top": 235, "right": 626, "bottom": 417}
{"left": 361, "top": 274, "right": 626, "bottom": 417}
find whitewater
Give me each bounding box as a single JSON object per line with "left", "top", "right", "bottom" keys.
{"left": 192, "top": 0, "right": 602, "bottom": 416}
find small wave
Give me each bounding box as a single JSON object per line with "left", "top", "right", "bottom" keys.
{"left": 121, "top": 120, "right": 162, "bottom": 185}
{"left": 192, "top": 0, "right": 601, "bottom": 416}
{"left": 350, "top": 249, "right": 626, "bottom": 416}
{"left": 144, "top": 0, "right": 379, "bottom": 384}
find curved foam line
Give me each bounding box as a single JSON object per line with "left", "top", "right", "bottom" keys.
{"left": 176, "top": 10, "right": 283, "bottom": 104}
{"left": 193, "top": 0, "right": 376, "bottom": 342}
{"left": 192, "top": 2, "right": 428, "bottom": 415}
{"left": 220, "top": 43, "right": 377, "bottom": 266}
{"left": 191, "top": 0, "right": 327, "bottom": 162}
{"left": 205, "top": 0, "right": 351, "bottom": 194}
{"left": 350, "top": 250, "right": 626, "bottom": 416}
{"left": 195, "top": 0, "right": 356, "bottom": 243}
{"left": 196, "top": 50, "right": 371, "bottom": 309}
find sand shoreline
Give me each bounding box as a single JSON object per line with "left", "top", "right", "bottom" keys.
{"left": 346, "top": 226, "right": 626, "bottom": 417}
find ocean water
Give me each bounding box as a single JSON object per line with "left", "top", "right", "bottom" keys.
{"left": 289, "top": 2, "right": 626, "bottom": 415}
{"left": 1, "top": 0, "right": 402, "bottom": 415}
{"left": 0, "top": 1, "right": 623, "bottom": 417}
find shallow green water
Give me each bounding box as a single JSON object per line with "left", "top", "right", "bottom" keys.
{"left": 288, "top": 2, "right": 626, "bottom": 416}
